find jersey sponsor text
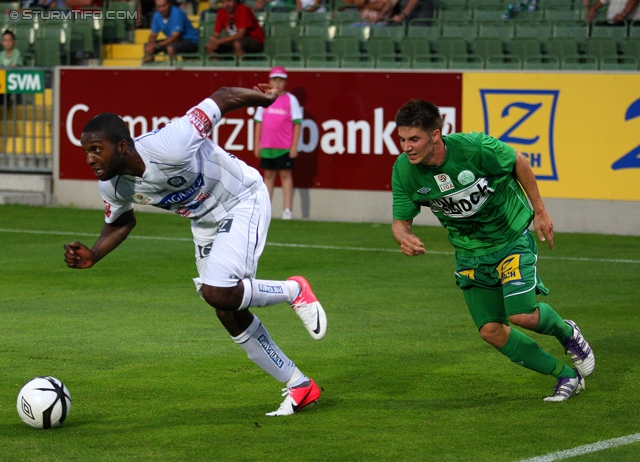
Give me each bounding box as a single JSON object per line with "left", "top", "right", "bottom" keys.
{"left": 428, "top": 178, "right": 494, "bottom": 218}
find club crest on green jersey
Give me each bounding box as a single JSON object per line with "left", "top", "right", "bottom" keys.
{"left": 457, "top": 170, "right": 475, "bottom": 185}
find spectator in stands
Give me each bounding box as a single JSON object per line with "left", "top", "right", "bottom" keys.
{"left": 205, "top": 0, "right": 264, "bottom": 58}
{"left": 252, "top": 0, "right": 295, "bottom": 12}
{"left": 144, "top": 0, "right": 199, "bottom": 63}
{"left": 137, "top": 0, "right": 157, "bottom": 28}
{"left": 254, "top": 67, "right": 302, "bottom": 220}
{"left": 381, "top": 0, "right": 432, "bottom": 23}
{"left": 585, "top": 0, "right": 640, "bottom": 23}
{"left": 0, "top": 30, "right": 22, "bottom": 68}
{"left": 296, "top": 0, "right": 326, "bottom": 12}
{"left": 200, "top": 0, "right": 218, "bottom": 22}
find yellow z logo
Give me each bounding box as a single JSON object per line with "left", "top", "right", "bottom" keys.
{"left": 497, "top": 254, "right": 523, "bottom": 285}
{"left": 458, "top": 269, "right": 475, "bottom": 280}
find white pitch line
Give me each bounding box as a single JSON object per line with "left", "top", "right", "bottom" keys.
{"left": 1, "top": 228, "right": 640, "bottom": 264}
{"left": 520, "top": 432, "right": 640, "bottom": 462}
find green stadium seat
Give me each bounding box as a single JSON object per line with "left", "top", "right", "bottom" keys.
{"left": 590, "top": 22, "right": 627, "bottom": 43}
{"left": 306, "top": 52, "right": 340, "bottom": 68}
{"left": 433, "top": 36, "right": 468, "bottom": 60}
{"left": 507, "top": 37, "right": 541, "bottom": 60}
{"left": 411, "top": 53, "right": 447, "bottom": 68}
{"left": 546, "top": 37, "right": 580, "bottom": 60}
{"left": 629, "top": 22, "right": 640, "bottom": 38}
{"left": 585, "top": 37, "right": 618, "bottom": 61}
{"left": 599, "top": 55, "right": 638, "bottom": 70}
{"left": 449, "top": 54, "right": 483, "bottom": 69}
{"left": 300, "top": 10, "right": 333, "bottom": 22}
{"left": 333, "top": 8, "right": 361, "bottom": 23}
{"left": 407, "top": 18, "right": 441, "bottom": 41}
{"left": 337, "top": 21, "right": 370, "bottom": 41}
{"left": 621, "top": 37, "right": 640, "bottom": 59}
{"left": 330, "top": 35, "right": 360, "bottom": 58}
{"left": 340, "top": 52, "right": 374, "bottom": 68}
{"left": 472, "top": 6, "right": 503, "bottom": 22}
{"left": 369, "top": 24, "right": 405, "bottom": 44}
{"left": 514, "top": 20, "right": 552, "bottom": 44}
{"left": 272, "top": 52, "right": 305, "bottom": 67}
{"left": 441, "top": 21, "right": 477, "bottom": 43}
{"left": 366, "top": 36, "right": 395, "bottom": 59}
{"left": 478, "top": 21, "right": 514, "bottom": 42}
{"left": 399, "top": 36, "right": 431, "bottom": 58}
{"left": 303, "top": 20, "right": 336, "bottom": 40}
{"left": 438, "top": 6, "right": 470, "bottom": 21}
{"left": 485, "top": 55, "right": 522, "bottom": 69}
{"left": 467, "top": 0, "right": 501, "bottom": 7}
{"left": 544, "top": 6, "right": 579, "bottom": 22}
{"left": 173, "top": 53, "right": 204, "bottom": 67}
{"left": 561, "top": 54, "right": 598, "bottom": 70}
{"left": 264, "top": 36, "right": 293, "bottom": 58}
{"left": 268, "top": 9, "right": 299, "bottom": 23}
{"left": 238, "top": 52, "right": 271, "bottom": 67}
{"left": 376, "top": 53, "right": 411, "bottom": 68}
{"left": 523, "top": 54, "right": 560, "bottom": 69}
{"left": 472, "top": 37, "right": 503, "bottom": 61}
{"left": 103, "top": 1, "right": 136, "bottom": 43}
{"left": 35, "top": 25, "right": 70, "bottom": 66}
{"left": 297, "top": 35, "right": 328, "bottom": 58}
{"left": 204, "top": 54, "right": 237, "bottom": 67}
{"left": 552, "top": 20, "right": 588, "bottom": 46}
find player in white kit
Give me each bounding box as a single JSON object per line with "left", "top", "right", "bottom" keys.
{"left": 63, "top": 84, "right": 327, "bottom": 416}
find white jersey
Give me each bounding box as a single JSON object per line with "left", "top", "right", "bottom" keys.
{"left": 99, "top": 98, "right": 263, "bottom": 226}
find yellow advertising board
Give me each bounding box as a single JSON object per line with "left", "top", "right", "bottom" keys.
{"left": 463, "top": 73, "right": 640, "bottom": 201}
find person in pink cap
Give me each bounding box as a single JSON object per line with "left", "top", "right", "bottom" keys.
{"left": 254, "top": 66, "right": 302, "bottom": 220}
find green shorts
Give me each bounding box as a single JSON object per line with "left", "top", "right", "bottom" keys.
{"left": 454, "top": 231, "right": 549, "bottom": 329}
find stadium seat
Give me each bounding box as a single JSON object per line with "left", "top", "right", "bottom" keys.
{"left": 366, "top": 36, "right": 396, "bottom": 59}
{"left": 330, "top": 36, "right": 360, "bottom": 58}
{"left": 448, "top": 54, "right": 483, "bottom": 69}
{"left": 585, "top": 37, "right": 619, "bottom": 61}
{"left": 337, "top": 21, "right": 370, "bottom": 41}
{"left": 441, "top": 21, "right": 477, "bottom": 43}
{"left": 341, "top": 52, "right": 374, "bottom": 68}
{"left": 544, "top": 6, "right": 579, "bottom": 22}
{"left": 412, "top": 53, "right": 447, "bottom": 68}
{"left": 369, "top": 24, "right": 405, "bottom": 44}
{"left": 333, "top": 8, "right": 361, "bottom": 23}
{"left": 103, "top": 1, "right": 136, "bottom": 43}
{"left": 546, "top": 37, "right": 580, "bottom": 60}
{"left": 552, "top": 20, "right": 588, "bottom": 46}
{"left": 523, "top": 54, "right": 560, "bottom": 69}
{"left": 238, "top": 52, "right": 271, "bottom": 67}
{"left": 268, "top": 9, "right": 299, "bottom": 23}
{"left": 300, "top": 10, "right": 332, "bottom": 23}
{"left": 472, "top": 37, "right": 503, "bottom": 61}
{"left": 621, "top": 37, "right": 640, "bottom": 60}
{"left": 399, "top": 36, "right": 431, "bottom": 58}
{"left": 406, "top": 18, "right": 441, "bottom": 41}
{"left": 268, "top": 20, "right": 302, "bottom": 50}
{"left": 437, "top": 6, "right": 470, "bottom": 21}
{"left": 376, "top": 53, "right": 411, "bottom": 68}
{"left": 561, "top": 54, "right": 598, "bottom": 70}
{"left": 590, "top": 22, "right": 627, "bottom": 43}
{"left": 485, "top": 55, "right": 521, "bottom": 69}
{"left": 472, "top": 6, "right": 504, "bottom": 22}
{"left": 468, "top": 0, "right": 501, "bottom": 7}
{"left": 297, "top": 35, "right": 328, "bottom": 58}
{"left": 264, "top": 36, "right": 293, "bottom": 58}
{"left": 599, "top": 55, "right": 638, "bottom": 70}
{"left": 173, "top": 53, "right": 204, "bottom": 67}
{"left": 514, "top": 20, "right": 552, "bottom": 44}
{"left": 629, "top": 22, "right": 640, "bottom": 38}
{"left": 204, "top": 54, "right": 237, "bottom": 67}
{"left": 507, "top": 37, "right": 541, "bottom": 61}
{"left": 272, "top": 52, "right": 305, "bottom": 67}
{"left": 306, "top": 52, "right": 340, "bottom": 68}
{"left": 434, "top": 37, "right": 468, "bottom": 60}
{"left": 478, "top": 21, "right": 514, "bottom": 42}
{"left": 303, "top": 20, "right": 336, "bottom": 40}
{"left": 35, "top": 25, "right": 70, "bottom": 66}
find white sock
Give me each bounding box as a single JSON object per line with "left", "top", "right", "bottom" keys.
{"left": 239, "top": 278, "right": 301, "bottom": 310}
{"left": 286, "top": 367, "right": 309, "bottom": 389}
{"left": 232, "top": 315, "right": 298, "bottom": 383}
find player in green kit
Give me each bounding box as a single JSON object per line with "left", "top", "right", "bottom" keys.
{"left": 391, "top": 99, "right": 595, "bottom": 401}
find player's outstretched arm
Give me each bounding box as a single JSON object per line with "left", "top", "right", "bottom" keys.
{"left": 514, "top": 152, "right": 554, "bottom": 249}
{"left": 210, "top": 85, "right": 278, "bottom": 116}
{"left": 64, "top": 210, "right": 137, "bottom": 269}
{"left": 392, "top": 219, "right": 426, "bottom": 256}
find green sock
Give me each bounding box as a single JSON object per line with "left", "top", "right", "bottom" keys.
{"left": 498, "top": 327, "right": 557, "bottom": 375}
{"left": 535, "top": 302, "right": 572, "bottom": 343}
{"left": 551, "top": 362, "right": 578, "bottom": 379}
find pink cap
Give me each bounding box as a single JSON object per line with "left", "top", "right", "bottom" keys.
{"left": 269, "top": 66, "right": 288, "bottom": 79}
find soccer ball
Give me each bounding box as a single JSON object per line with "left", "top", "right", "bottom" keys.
{"left": 16, "top": 376, "right": 72, "bottom": 429}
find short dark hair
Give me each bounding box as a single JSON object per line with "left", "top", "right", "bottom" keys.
{"left": 3, "top": 30, "right": 16, "bottom": 40}
{"left": 395, "top": 99, "right": 442, "bottom": 134}
{"left": 82, "top": 113, "right": 134, "bottom": 148}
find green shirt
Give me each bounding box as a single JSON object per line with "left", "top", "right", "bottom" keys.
{"left": 0, "top": 48, "right": 22, "bottom": 67}
{"left": 392, "top": 132, "right": 534, "bottom": 257}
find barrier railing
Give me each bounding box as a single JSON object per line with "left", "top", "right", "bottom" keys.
{"left": 0, "top": 67, "right": 53, "bottom": 173}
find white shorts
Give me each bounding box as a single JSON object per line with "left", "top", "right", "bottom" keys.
{"left": 192, "top": 183, "right": 271, "bottom": 290}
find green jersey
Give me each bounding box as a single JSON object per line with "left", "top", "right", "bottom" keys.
{"left": 392, "top": 132, "right": 533, "bottom": 257}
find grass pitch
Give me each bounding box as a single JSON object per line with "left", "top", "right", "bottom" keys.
{"left": 0, "top": 204, "right": 639, "bottom": 461}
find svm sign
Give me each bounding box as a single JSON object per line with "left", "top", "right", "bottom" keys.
{"left": 0, "top": 69, "right": 45, "bottom": 94}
